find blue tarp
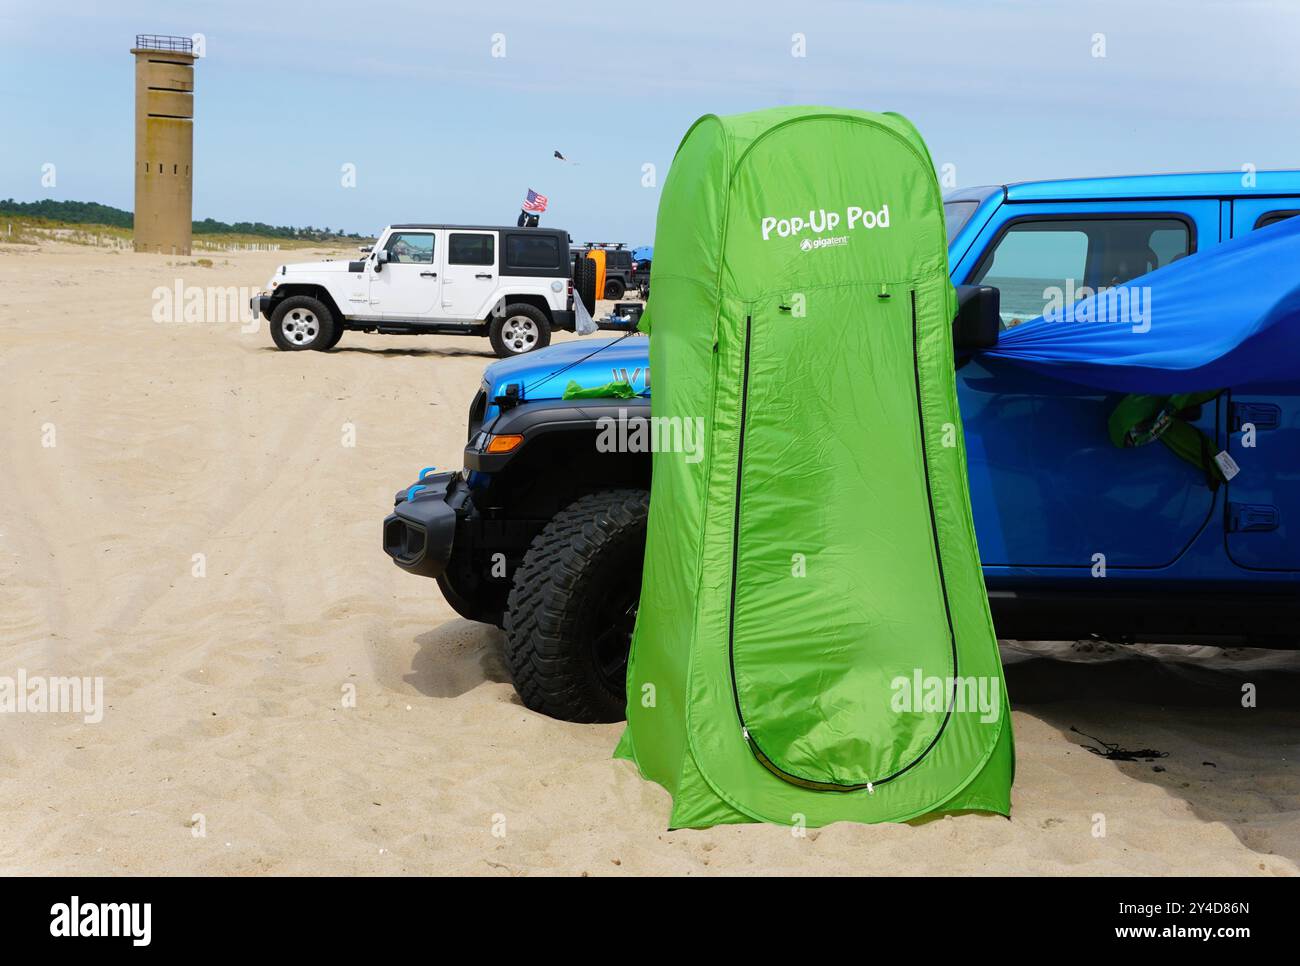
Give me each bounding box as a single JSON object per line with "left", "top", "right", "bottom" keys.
{"left": 980, "top": 214, "right": 1300, "bottom": 392}
{"left": 632, "top": 245, "right": 653, "bottom": 262}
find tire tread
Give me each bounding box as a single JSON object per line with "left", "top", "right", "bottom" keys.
{"left": 503, "top": 489, "right": 649, "bottom": 722}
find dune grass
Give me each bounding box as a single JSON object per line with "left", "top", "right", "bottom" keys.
{"left": 0, "top": 215, "right": 358, "bottom": 251}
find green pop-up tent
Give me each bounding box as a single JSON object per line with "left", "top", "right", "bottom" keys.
{"left": 614, "top": 107, "right": 1013, "bottom": 828}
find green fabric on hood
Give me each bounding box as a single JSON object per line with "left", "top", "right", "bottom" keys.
{"left": 561, "top": 379, "right": 638, "bottom": 400}
{"left": 615, "top": 107, "right": 1014, "bottom": 828}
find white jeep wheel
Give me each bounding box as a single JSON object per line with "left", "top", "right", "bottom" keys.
{"left": 269, "top": 295, "right": 337, "bottom": 351}
{"left": 500, "top": 315, "right": 539, "bottom": 353}
{"left": 281, "top": 308, "right": 320, "bottom": 346}
{"left": 489, "top": 304, "right": 551, "bottom": 357}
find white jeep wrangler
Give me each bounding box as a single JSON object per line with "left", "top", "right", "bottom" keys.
{"left": 250, "top": 224, "right": 577, "bottom": 356}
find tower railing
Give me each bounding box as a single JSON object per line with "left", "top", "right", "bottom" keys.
{"left": 134, "top": 34, "right": 193, "bottom": 53}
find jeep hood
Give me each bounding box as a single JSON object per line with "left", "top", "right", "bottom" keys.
{"left": 281, "top": 259, "right": 357, "bottom": 274}
{"left": 485, "top": 334, "right": 650, "bottom": 401}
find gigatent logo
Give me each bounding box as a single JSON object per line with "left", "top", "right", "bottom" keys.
{"left": 801, "top": 236, "right": 849, "bottom": 252}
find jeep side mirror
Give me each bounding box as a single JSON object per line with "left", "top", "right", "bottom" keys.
{"left": 374, "top": 248, "right": 389, "bottom": 273}
{"left": 953, "top": 284, "right": 1000, "bottom": 351}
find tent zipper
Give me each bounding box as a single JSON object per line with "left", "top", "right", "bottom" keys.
{"left": 726, "top": 292, "right": 958, "bottom": 793}
{"left": 726, "top": 315, "right": 755, "bottom": 743}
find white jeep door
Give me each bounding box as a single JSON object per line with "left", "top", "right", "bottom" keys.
{"left": 371, "top": 230, "right": 441, "bottom": 318}
{"left": 440, "top": 231, "right": 498, "bottom": 321}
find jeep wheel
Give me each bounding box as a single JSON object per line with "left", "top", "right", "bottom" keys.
{"left": 490, "top": 304, "right": 551, "bottom": 357}
{"left": 270, "top": 296, "right": 336, "bottom": 351}
{"left": 504, "top": 489, "right": 648, "bottom": 722}
{"left": 604, "top": 277, "right": 626, "bottom": 300}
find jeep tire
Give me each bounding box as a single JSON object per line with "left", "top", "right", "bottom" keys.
{"left": 604, "top": 277, "right": 626, "bottom": 300}
{"left": 503, "top": 489, "right": 649, "bottom": 722}
{"left": 270, "top": 295, "right": 336, "bottom": 351}
{"left": 575, "top": 256, "right": 598, "bottom": 314}
{"left": 490, "top": 304, "right": 551, "bottom": 357}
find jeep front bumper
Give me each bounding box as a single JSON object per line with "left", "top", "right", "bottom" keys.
{"left": 250, "top": 294, "right": 275, "bottom": 320}
{"left": 382, "top": 470, "right": 466, "bottom": 578}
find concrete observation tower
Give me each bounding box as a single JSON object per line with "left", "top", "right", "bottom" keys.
{"left": 131, "top": 35, "right": 197, "bottom": 255}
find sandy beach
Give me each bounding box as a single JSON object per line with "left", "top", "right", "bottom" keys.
{"left": 1, "top": 240, "right": 1296, "bottom": 876}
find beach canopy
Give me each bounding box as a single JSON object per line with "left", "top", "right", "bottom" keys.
{"left": 616, "top": 107, "right": 1013, "bottom": 828}
{"left": 983, "top": 213, "right": 1300, "bottom": 392}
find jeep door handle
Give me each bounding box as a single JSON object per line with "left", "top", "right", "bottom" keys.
{"left": 420, "top": 271, "right": 437, "bottom": 278}
{"left": 475, "top": 273, "right": 493, "bottom": 279}
{"left": 1231, "top": 402, "right": 1280, "bottom": 431}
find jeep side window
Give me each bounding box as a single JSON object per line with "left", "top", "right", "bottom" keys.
{"left": 505, "top": 234, "right": 561, "bottom": 270}
{"left": 1255, "top": 210, "right": 1300, "bottom": 230}
{"left": 972, "top": 217, "right": 1191, "bottom": 327}
{"left": 1097, "top": 220, "right": 1190, "bottom": 287}
{"left": 384, "top": 232, "right": 435, "bottom": 264}
{"left": 972, "top": 224, "right": 1088, "bottom": 327}
{"left": 448, "top": 233, "right": 494, "bottom": 266}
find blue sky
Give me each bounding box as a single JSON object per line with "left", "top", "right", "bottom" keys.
{"left": 1, "top": 0, "right": 1297, "bottom": 243}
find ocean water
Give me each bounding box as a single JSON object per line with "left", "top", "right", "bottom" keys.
{"left": 982, "top": 275, "right": 1079, "bottom": 327}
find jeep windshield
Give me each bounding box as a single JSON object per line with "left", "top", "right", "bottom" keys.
{"left": 943, "top": 186, "right": 1002, "bottom": 243}
{"left": 944, "top": 200, "right": 978, "bottom": 242}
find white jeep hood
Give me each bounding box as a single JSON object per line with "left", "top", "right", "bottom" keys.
{"left": 281, "top": 260, "right": 357, "bottom": 274}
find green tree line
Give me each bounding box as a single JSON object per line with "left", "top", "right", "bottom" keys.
{"left": 0, "top": 199, "right": 369, "bottom": 241}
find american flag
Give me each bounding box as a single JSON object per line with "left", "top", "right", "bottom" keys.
{"left": 522, "top": 189, "right": 548, "bottom": 213}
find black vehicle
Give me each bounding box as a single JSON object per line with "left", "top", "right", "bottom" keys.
{"left": 630, "top": 255, "right": 650, "bottom": 301}
{"left": 571, "top": 243, "right": 636, "bottom": 299}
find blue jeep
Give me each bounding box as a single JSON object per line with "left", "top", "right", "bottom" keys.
{"left": 384, "top": 170, "right": 1300, "bottom": 722}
